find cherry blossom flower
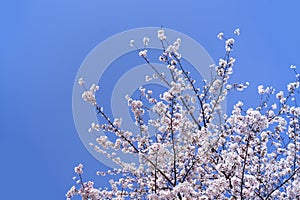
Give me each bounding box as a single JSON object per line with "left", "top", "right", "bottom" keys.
{"left": 78, "top": 77, "right": 84, "bottom": 86}
{"left": 138, "top": 49, "right": 147, "bottom": 57}
{"left": 129, "top": 39, "right": 135, "bottom": 47}
{"left": 143, "top": 37, "right": 150, "bottom": 46}
{"left": 217, "top": 32, "right": 224, "bottom": 40}
{"left": 157, "top": 29, "right": 166, "bottom": 40}
{"left": 290, "top": 64, "right": 296, "bottom": 69}
{"left": 234, "top": 28, "right": 240, "bottom": 36}
{"left": 74, "top": 163, "right": 83, "bottom": 175}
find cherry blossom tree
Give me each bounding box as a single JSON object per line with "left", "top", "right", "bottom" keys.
{"left": 66, "top": 29, "right": 300, "bottom": 199}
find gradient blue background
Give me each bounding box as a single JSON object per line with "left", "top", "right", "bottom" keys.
{"left": 1, "top": 1, "right": 299, "bottom": 199}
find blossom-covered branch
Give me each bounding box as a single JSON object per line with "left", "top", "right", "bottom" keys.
{"left": 67, "top": 28, "right": 300, "bottom": 200}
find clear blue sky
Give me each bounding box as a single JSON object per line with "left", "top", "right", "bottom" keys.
{"left": 1, "top": 1, "right": 300, "bottom": 199}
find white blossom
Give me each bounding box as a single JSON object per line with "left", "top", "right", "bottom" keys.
{"left": 78, "top": 77, "right": 84, "bottom": 86}
{"left": 157, "top": 29, "right": 166, "bottom": 40}
{"left": 129, "top": 39, "right": 134, "bottom": 47}
{"left": 290, "top": 64, "right": 296, "bottom": 69}
{"left": 138, "top": 49, "right": 147, "bottom": 57}
{"left": 234, "top": 28, "right": 240, "bottom": 36}
{"left": 217, "top": 32, "right": 224, "bottom": 40}
{"left": 143, "top": 37, "right": 150, "bottom": 46}
{"left": 82, "top": 90, "right": 96, "bottom": 105}
{"left": 74, "top": 163, "right": 83, "bottom": 175}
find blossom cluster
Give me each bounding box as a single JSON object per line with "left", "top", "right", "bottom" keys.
{"left": 67, "top": 29, "right": 300, "bottom": 199}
